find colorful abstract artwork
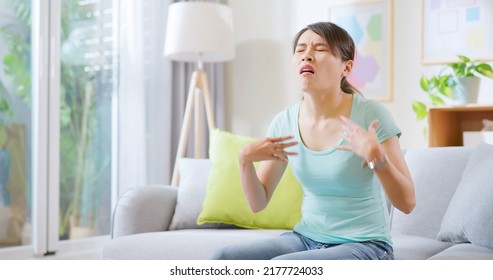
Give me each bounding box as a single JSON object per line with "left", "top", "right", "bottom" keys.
{"left": 329, "top": 0, "right": 393, "bottom": 101}
{"left": 421, "top": 0, "right": 493, "bottom": 64}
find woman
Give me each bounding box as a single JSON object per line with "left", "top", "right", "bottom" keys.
{"left": 210, "top": 22, "right": 415, "bottom": 260}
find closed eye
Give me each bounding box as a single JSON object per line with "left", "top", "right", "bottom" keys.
{"left": 314, "top": 42, "right": 329, "bottom": 52}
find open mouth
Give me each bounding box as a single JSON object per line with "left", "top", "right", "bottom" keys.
{"left": 299, "top": 65, "right": 315, "bottom": 75}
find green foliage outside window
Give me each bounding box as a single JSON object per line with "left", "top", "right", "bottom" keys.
{"left": 0, "top": 0, "right": 112, "bottom": 239}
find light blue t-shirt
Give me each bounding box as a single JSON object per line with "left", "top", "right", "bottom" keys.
{"left": 266, "top": 94, "right": 401, "bottom": 245}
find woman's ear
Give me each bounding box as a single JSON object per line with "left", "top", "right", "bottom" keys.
{"left": 343, "top": 60, "right": 353, "bottom": 76}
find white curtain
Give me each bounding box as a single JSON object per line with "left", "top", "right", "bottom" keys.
{"left": 118, "top": 0, "right": 173, "bottom": 193}
{"left": 118, "top": 0, "right": 227, "bottom": 191}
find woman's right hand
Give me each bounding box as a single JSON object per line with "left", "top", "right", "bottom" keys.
{"left": 238, "top": 135, "right": 299, "bottom": 163}
{"left": 238, "top": 136, "right": 298, "bottom": 212}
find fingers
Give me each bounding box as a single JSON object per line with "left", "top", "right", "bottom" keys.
{"left": 268, "top": 135, "right": 295, "bottom": 143}
{"left": 340, "top": 115, "right": 357, "bottom": 130}
{"left": 337, "top": 118, "right": 382, "bottom": 159}
{"left": 262, "top": 135, "right": 299, "bottom": 162}
{"left": 268, "top": 135, "right": 298, "bottom": 154}
{"left": 277, "top": 150, "right": 298, "bottom": 156}
{"left": 270, "top": 149, "right": 298, "bottom": 162}
{"left": 340, "top": 117, "right": 359, "bottom": 138}
{"left": 273, "top": 145, "right": 298, "bottom": 157}
{"left": 334, "top": 144, "right": 352, "bottom": 151}
{"left": 338, "top": 131, "right": 350, "bottom": 142}
{"left": 277, "top": 141, "right": 298, "bottom": 149}
{"left": 271, "top": 154, "right": 289, "bottom": 162}
{"left": 240, "top": 135, "right": 299, "bottom": 163}
{"left": 368, "top": 120, "right": 379, "bottom": 134}
{"left": 340, "top": 116, "right": 380, "bottom": 135}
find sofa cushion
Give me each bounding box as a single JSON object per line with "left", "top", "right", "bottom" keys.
{"left": 197, "top": 129, "right": 303, "bottom": 229}
{"left": 428, "top": 243, "right": 493, "bottom": 260}
{"left": 169, "top": 158, "right": 233, "bottom": 230}
{"left": 102, "top": 229, "right": 288, "bottom": 260}
{"left": 391, "top": 147, "right": 472, "bottom": 238}
{"left": 436, "top": 142, "right": 493, "bottom": 249}
{"left": 391, "top": 233, "right": 453, "bottom": 260}
{"left": 112, "top": 185, "right": 178, "bottom": 238}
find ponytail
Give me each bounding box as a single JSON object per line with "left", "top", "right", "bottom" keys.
{"left": 340, "top": 77, "right": 361, "bottom": 95}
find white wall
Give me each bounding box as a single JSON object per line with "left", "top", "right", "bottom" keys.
{"left": 226, "top": 0, "right": 493, "bottom": 148}
{"left": 225, "top": 0, "right": 296, "bottom": 138}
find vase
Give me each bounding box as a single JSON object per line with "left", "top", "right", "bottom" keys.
{"left": 452, "top": 77, "right": 481, "bottom": 105}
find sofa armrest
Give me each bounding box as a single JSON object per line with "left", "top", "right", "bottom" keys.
{"left": 111, "top": 185, "right": 178, "bottom": 238}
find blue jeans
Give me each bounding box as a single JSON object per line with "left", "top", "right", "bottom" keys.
{"left": 209, "top": 231, "right": 394, "bottom": 260}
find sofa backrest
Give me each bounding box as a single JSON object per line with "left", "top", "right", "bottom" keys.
{"left": 391, "top": 146, "right": 473, "bottom": 239}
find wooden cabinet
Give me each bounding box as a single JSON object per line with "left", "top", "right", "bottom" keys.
{"left": 428, "top": 105, "right": 493, "bottom": 147}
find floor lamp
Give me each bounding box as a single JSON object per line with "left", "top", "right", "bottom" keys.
{"left": 164, "top": 2, "right": 234, "bottom": 186}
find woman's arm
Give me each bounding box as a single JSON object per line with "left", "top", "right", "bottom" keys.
{"left": 373, "top": 136, "right": 415, "bottom": 214}
{"left": 238, "top": 136, "right": 298, "bottom": 212}
{"left": 337, "top": 117, "right": 416, "bottom": 214}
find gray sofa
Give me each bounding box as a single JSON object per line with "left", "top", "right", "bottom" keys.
{"left": 102, "top": 144, "right": 493, "bottom": 260}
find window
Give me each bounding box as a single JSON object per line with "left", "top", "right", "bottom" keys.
{"left": 0, "top": 0, "right": 117, "bottom": 256}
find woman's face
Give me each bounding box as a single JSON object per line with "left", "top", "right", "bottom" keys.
{"left": 292, "top": 30, "right": 350, "bottom": 94}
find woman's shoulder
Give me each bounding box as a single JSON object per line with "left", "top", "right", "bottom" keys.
{"left": 267, "top": 102, "right": 301, "bottom": 136}
{"left": 353, "top": 94, "right": 390, "bottom": 115}
{"left": 272, "top": 101, "right": 301, "bottom": 123}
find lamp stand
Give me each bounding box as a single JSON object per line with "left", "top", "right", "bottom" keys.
{"left": 171, "top": 68, "right": 216, "bottom": 186}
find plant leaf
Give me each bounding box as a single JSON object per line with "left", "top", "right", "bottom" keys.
{"left": 429, "top": 94, "right": 445, "bottom": 105}
{"left": 412, "top": 101, "right": 428, "bottom": 121}
{"left": 457, "top": 63, "right": 466, "bottom": 77}
{"left": 419, "top": 76, "right": 430, "bottom": 92}
{"left": 458, "top": 55, "right": 470, "bottom": 63}
{"left": 448, "top": 63, "right": 461, "bottom": 76}
{"left": 475, "top": 63, "right": 493, "bottom": 78}
{"left": 437, "top": 75, "right": 450, "bottom": 84}
{"left": 439, "top": 83, "right": 453, "bottom": 98}
{"left": 0, "top": 98, "right": 10, "bottom": 113}
{"left": 433, "top": 75, "right": 454, "bottom": 97}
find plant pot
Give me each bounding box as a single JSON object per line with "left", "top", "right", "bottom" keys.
{"left": 69, "top": 214, "right": 98, "bottom": 239}
{"left": 452, "top": 77, "right": 481, "bottom": 105}
{"left": 69, "top": 226, "right": 98, "bottom": 239}
{"left": 21, "top": 221, "right": 31, "bottom": 245}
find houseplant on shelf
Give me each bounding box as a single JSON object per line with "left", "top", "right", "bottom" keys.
{"left": 412, "top": 55, "right": 493, "bottom": 122}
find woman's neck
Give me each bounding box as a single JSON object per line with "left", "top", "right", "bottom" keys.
{"left": 301, "top": 90, "right": 353, "bottom": 120}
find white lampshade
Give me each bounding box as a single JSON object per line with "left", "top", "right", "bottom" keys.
{"left": 164, "top": 2, "right": 234, "bottom": 63}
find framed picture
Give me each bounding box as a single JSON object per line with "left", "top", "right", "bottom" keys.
{"left": 421, "top": 0, "right": 493, "bottom": 64}
{"left": 328, "top": 0, "right": 393, "bottom": 101}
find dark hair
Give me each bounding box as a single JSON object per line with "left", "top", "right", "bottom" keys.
{"left": 292, "top": 22, "right": 360, "bottom": 95}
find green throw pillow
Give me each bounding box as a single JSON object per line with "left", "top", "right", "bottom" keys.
{"left": 197, "top": 129, "right": 303, "bottom": 229}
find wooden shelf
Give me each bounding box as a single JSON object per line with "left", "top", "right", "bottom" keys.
{"left": 428, "top": 104, "right": 493, "bottom": 147}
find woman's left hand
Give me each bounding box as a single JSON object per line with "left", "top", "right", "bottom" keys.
{"left": 335, "top": 116, "right": 383, "bottom": 162}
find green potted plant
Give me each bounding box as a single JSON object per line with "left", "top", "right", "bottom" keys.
{"left": 412, "top": 55, "right": 493, "bottom": 121}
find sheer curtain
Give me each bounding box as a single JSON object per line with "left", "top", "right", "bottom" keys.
{"left": 118, "top": 0, "right": 173, "bottom": 192}
{"left": 118, "top": 0, "right": 227, "bottom": 191}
